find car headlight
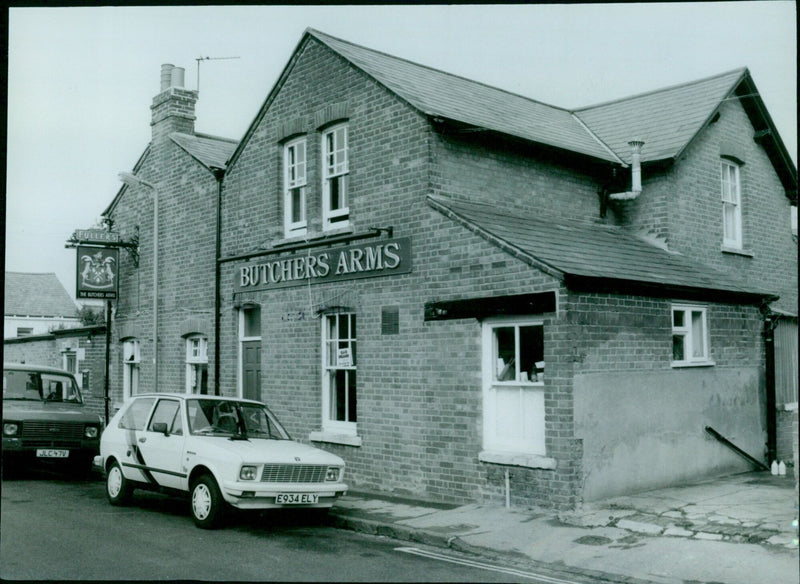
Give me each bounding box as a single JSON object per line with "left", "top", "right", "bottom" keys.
{"left": 3, "top": 423, "right": 19, "bottom": 437}
{"left": 325, "top": 466, "right": 341, "bottom": 482}
{"left": 84, "top": 426, "right": 99, "bottom": 439}
{"left": 239, "top": 465, "right": 258, "bottom": 481}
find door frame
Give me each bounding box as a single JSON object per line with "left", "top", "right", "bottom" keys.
{"left": 238, "top": 308, "right": 262, "bottom": 399}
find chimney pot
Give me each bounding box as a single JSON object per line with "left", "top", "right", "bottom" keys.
{"left": 170, "top": 67, "right": 185, "bottom": 89}
{"left": 160, "top": 64, "right": 175, "bottom": 91}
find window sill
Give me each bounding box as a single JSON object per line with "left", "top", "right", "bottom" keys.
{"left": 720, "top": 246, "right": 753, "bottom": 257}
{"left": 309, "top": 431, "right": 362, "bottom": 447}
{"left": 671, "top": 360, "right": 716, "bottom": 368}
{"left": 479, "top": 450, "right": 557, "bottom": 470}
{"left": 780, "top": 402, "right": 798, "bottom": 412}
{"left": 271, "top": 227, "right": 354, "bottom": 248}
{"left": 322, "top": 224, "right": 352, "bottom": 235}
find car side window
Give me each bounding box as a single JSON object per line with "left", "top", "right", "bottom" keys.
{"left": 119, "top": 397, "right": 156, "bottom": 430}
{"left": 148, "top": 399, "right": 182, "bottom": 435}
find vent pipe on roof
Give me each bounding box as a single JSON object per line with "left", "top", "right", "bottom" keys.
{"left": 609, "top": 140, "right": 645, "bottom": 200}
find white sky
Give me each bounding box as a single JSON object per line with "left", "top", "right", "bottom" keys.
{"left": 5, "top": 3, "right": 797, "bottom": 303}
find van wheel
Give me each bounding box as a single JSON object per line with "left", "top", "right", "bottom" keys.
{"left": 190, "top": 474, "right": 226, "bottom": 529}
{"left": 106, "top": 460, "right": 133, "bottom": 505}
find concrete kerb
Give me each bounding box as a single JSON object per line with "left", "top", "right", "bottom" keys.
{"left": 326, "top": 510, "right": 658, "bottom": 584}
{"left": 327, "top": 511, "right": 457, "bottom": 550}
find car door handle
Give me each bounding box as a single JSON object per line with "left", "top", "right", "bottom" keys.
{"left": 138, "top": 437, "right": 147, "bottom": 443}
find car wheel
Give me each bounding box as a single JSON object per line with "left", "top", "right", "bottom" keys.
{"left": 190, "top": 474, "right": 227, "bottom": 529}
{"left": 106, "top": 460, "right": 134, "bottom": 505}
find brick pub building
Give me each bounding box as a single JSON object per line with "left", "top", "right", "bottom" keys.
{"left": 104, "top": 29, "right": 797, "bottom": 509}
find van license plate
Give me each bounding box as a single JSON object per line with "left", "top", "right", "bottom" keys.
{"left": 276, "top": 493, "right": 318, "bottom": 504}
{"left": 37, "top": 449, "right": 69, "bottom": 458}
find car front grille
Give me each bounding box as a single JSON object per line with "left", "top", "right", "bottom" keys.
{"left": 260, "top": 464, "right": 329, "bottom": 483}
{"left": 21, "top": 421, "right": 85, "bottom": 447}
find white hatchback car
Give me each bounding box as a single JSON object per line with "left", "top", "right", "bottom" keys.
{"left": 98, "top": 394, "right": 347, "bottom": 528}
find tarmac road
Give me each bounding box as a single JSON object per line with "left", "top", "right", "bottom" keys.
{"left": 0, "top": 465, "right": 605, "bottom": 583}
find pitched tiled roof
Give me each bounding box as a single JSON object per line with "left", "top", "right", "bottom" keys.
{"left": 308, "top": 29, "right": 619, "bottom": 163}
{"left": 428, "top": 195, "right": 771, "bottom": 299}
{"left": 4, "top": 272, "right": 78, "bottom": 317}
{"left": 171, "top": 132, "right": 238, "bottom": 170}
{"left": 573, "top": 69, "right": 747, "bottom": 164}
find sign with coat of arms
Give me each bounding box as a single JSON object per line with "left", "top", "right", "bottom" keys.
{"left": 76, "top": 246, "right": 118, "bottom": 299}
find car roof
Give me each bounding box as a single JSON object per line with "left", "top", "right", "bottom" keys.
{"left": 129, "top": 393, "right": 264, "bottom": 405}
{"left": 3, "top": 362, "right": 76, "bottom": 376}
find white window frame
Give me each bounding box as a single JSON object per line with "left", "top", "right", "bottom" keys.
{"left": 122, "top": 339, "right": 141, "bottom": 401}
{"left": 322, "top": 124, "right": 349, "bottom": 230}
{"left": 721, "top": 160, "right": 742, "bottom": 249}
{"left": 671, "top": 304, "right": 713, "bottom": 367}
{"left": 791, "top": 205, "right": 797, "bottom": 236}
{"left": 62, "top": 350, "right": 77, "bottom": 375}
{"left": 185, "top": 335, "right": 208, "bottom": 394}
{"left": 321, "top": 312, "right": 357, "bottom": 435}
{"left": 284, "top": 137, "right": 307, "bottom": 237}
{"left": 481, "top": 317, "right": 546, "bottom": 458}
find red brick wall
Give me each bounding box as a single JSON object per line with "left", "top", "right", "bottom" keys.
{"left": 433, "top": 130, "right": 603, "bottom": 220}
{"left": 220, "top": 37, "right": 593, "bottom": 508}
{"left": 218, "top": 37, "right": 792, "bottom": 509}
{"left": 616, "top": 99, "right": 797, "bottom": 314}
{"left": 108, "top": 140, "right": 219, "bottom": 402}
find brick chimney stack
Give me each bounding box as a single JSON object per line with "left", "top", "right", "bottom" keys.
{"left": 151, "top": 64, "right": 197, "bottom": 142}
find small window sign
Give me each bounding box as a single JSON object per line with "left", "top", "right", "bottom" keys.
{"left": 337, "top": 347, "right": 352, "bottom": 367}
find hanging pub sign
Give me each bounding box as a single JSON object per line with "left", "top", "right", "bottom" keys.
{"left": 235, "top": 237, "right": 412, "bottom": 293}
{"left": 76, "top": 246, "right": 119, "bottom": 299}
{"left": 71, "top": 229, "right": 121, "bottom": 244}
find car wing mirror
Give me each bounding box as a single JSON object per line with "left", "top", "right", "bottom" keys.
{"left": 152, "top": 422, "right": 169, "bottom": 436}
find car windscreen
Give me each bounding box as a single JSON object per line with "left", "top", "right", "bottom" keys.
{"left": 3, "top": 369, "right": 83, "bottom": 403}
{"left": 186, "top": 399, "right": 290, "bottom": 440}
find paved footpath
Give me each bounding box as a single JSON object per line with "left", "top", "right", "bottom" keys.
{"left": 329, "top": 471, "right": 799, "bottom": 584}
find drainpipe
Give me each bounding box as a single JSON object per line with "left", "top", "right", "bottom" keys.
{"left": 212, "top": 167, "right": 224, "bottom": 396}
{"left": 764, "top": 314, "right": 777, "bottom": 464}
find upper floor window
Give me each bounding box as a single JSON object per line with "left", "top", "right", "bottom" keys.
{"left": 284, "top": 137, "right": 307, "bottom": 237}
{"left": 720, "top": 160, "right": 742, "bottom": 249}
{"left": 672, "top": 305, "right": 713, "bottom": 367}
{"left": 322, "top": 124, "right": 349, "bottom": 229}
{"left": 185, "top": 335, "right": 208, "bottom": 394}
{"left": 791, "top": 205, "right": 797, "bottom": 237}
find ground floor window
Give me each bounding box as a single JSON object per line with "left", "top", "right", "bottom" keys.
{"left": 185, "top": 335, "right": 208, "bottom": 394}
{"left": 122, "top": 339, "right": 140, "bottom": 400}
{"left": 671, "top": 304, "right": 712, "bottom": 366}
{"left": 322, "top": 312, "right": 357, "bottom": 434}
{"left": 482, "top": 318, "right": 545, "bottom": 455}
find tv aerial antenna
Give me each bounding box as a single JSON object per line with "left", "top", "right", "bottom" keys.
{"left": 195, "top": 56, "right": 241, "bottom": 92}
